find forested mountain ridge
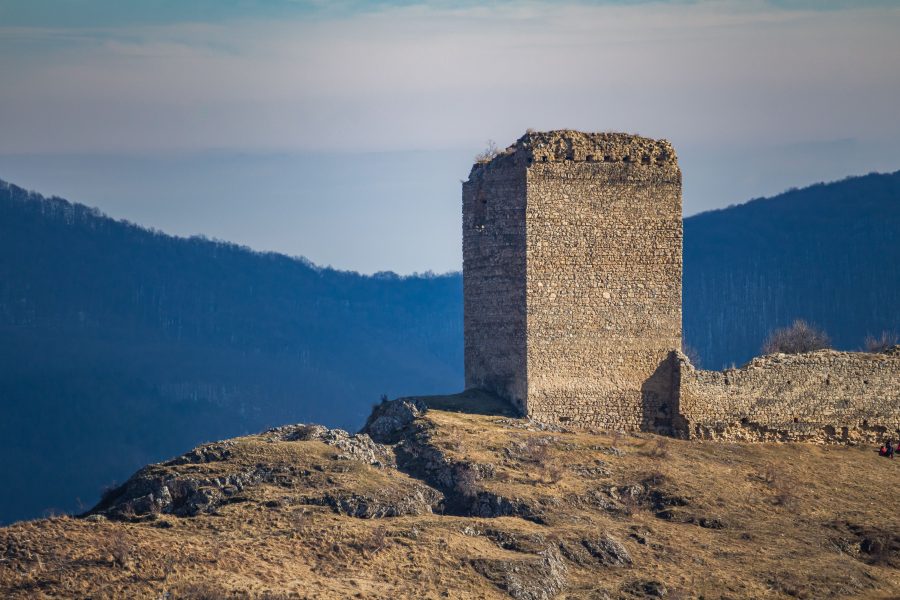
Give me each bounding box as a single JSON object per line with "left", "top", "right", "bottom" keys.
{"left": 0, "top": 179, "right": 463, "bottom": 524}
{"left": 2, "top": 169, "right": 899, "bottom": 523}
{"left": 683, "top": 170, "right": 900, "bottom": 369}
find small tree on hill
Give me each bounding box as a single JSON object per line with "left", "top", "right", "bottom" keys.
{"left": 762, "top": 319, "right": 830, "bottom": 355}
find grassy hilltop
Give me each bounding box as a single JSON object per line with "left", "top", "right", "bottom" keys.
{"left": 2, "top": 398, "right": 898, "bottom": 599}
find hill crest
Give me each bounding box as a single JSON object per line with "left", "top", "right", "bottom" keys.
{"left": 1, "top": 399, "right": 898, "bottom": 599}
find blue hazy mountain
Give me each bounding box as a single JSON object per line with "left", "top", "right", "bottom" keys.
{"left": 683, "top": 170, "right": 900, "bottom": 369}
{"left": 0, "top": 179, "right": 463, "bottom": 523}
{"left": 2, "top": 169, "right": 899, "bottom": 523}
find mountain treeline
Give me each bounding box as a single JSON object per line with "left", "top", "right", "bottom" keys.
{"left": 0, "top": 179, "right": 463, "bottom": 524}
{"left": 2, "top": 169, "right": 899, "bottom": 523}
{"left": 683, "top": 170, "right": 900, "bottom": 369}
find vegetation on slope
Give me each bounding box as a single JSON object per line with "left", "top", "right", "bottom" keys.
{"left": 1, "top": 400, "right": 898, "bottom": 599}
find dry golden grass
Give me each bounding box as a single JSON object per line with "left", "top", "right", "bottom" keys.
{"left": 1, "top": 409, "right": 899, "bottom": 599}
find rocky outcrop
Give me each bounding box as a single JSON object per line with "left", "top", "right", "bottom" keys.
{"left": 86, "top": 401, "right": 544, "bottom": 523}
{"left": 302, "top": 488, "right": 442, "bottom": 518}
{"left": 90, "top": 424, "right": 397, "bottom": 520}
{"left": 471, "top": 546, "right": 568, "bottom": 600}
{"left": 266, "top": 423, "right": 394, "bottom": 467}
{"left": 390, "top": 411, "right": 542, "bottom": 521}
{"left": 558, "top": 533, "right": 632, "bottom": 568}
{"left": 89, "top": 463, "right": 270, "bottom": 519}
{"left": 360, "top": 397, "right": 427, "bottom": 444}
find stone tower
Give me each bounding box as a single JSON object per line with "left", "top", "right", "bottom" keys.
{"left": 463, "top": 130, "right": 682, "bottom": 430}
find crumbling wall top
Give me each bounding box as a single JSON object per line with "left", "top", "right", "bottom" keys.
{"left": 469, "top": 129, "right": 677, "bottom": 179}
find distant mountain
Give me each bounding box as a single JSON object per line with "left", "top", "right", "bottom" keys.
{"left": 0, "top": 179, "right": 463, "bottom": 524}
{"left": 683, "top": 170, "right": 900, "bottom": 369}
{"left": 2, "top": 169, "right": 899, "bottom": 523}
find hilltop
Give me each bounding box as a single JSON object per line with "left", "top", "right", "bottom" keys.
{"left": 2, "top": 398, "right": 898, "bottom": 599}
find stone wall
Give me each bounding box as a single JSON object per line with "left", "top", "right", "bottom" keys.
{"left": 524, "top": 135, "right": 683, "bottom": 431}
{"left": 463, "top": 129, "right": 900, "bottom": 442}
{"left": 463, "top": 153, "right": 528, "bottom": 410}
{"left": 463, "top": 130, "right": 683, "bottom": 428}
{"left": 677, "top": 348, "right": 900, "bottom": 443}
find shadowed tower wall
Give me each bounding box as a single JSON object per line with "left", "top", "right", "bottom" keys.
{"left": 463, "top": 154, "right": 528, "bottom": 411}
{"left": 464, "top": 130, "right": 683, "bottom": 430}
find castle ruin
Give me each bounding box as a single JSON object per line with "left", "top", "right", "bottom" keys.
{"left": 463, "top": 130, "right": 900, "bottom": 443}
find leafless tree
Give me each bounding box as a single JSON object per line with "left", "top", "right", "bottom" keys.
{"left": 864, "top": 330, "right": 899, "bottom": 353}
{"left": 474, "top": 140, "right": 501, "bottom": 163}
{"left": 762, "top": 319, "right": 830, "bottom": 355}
{"left": 681, "top": 337, "right": 702, "bottom": 368}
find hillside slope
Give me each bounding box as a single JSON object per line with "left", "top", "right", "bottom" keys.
{"left": 1, "top": 399, "right": 898, "bottom": 599}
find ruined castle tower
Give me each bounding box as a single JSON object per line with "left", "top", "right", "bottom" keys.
{"left": 463, "top": 130, "right": 682, "bottom": 430}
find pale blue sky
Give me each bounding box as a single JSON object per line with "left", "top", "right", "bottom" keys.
{"left": 2, "top": 0, "right": 900, "bottom": 273}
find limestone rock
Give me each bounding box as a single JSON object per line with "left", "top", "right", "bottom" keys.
{"left": 472, "top": 546, "right": 568, "bottom": 600}
{"left": 360, "top": 397, "right": 427, "bottom": 444}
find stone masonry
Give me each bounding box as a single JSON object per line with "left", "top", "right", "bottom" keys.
{"left": 463, "top": 129, "right": 900, "bottom": 442}
{"left": 464, "top": 130, "right": 682, "bottom": 431}
{"left": 676, "top": 348, "right": 900, "bottom": 444}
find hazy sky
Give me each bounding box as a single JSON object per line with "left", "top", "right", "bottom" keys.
{"left": 2, "top": 0, "right": 900, "bottom": 273}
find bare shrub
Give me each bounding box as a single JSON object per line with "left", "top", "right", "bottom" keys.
{"left": 292, "top": 508, "right": 316, "bottom": 540}
{"left": 772, "top": 487, "right": 795, "bottom": 508}
{"left": 169, "top": 582, "right": 223, "bottom": 600}
{"left": 619, "top": 490, "right": 640, "bottom": 516}
{"left": 370, "top": 393, "right": 389, "bottom": 412}
{"left": 756, "top": 462, "right": 778, "bottom": 486}
{"left": 667, "top": 587, "right": 691, "bottom": 600}
{"left": 544, "top": 464, "right": 564, "bottom": 484}
{"left": 441, "top": 431, "right": 463, "bottom": 452}
{"left": 645, "top": 438, "right": 670, "bottom": 459}
{"left": 522, "top": 436, "right": 552, "bottom": 464}
{"left": 162, "top": 555, "right": 177, "bottom": 581}
{"left": 520, "top": 436, "right": 564, "bottom": 484}
{"left": 758, "top": 463, "right": 796, "bottom": 507}
{"left": 329, "top": 541, "right": 349, "bottom": 561}
{"left": 367, "top": 526, "right": 388, "bottom": 555}
{"left": 762, "top": 319, "right": 830, "bottom": 355}
{"left": 295, "top": 507, "right": 311, "bottom": 527}
{"left": 109, "top": 531, "right": 133, "bottom": 568}
{"left": 97, "top": 482, "right": 122, "bottom": 509}
{"left": 611, "top": 430, "right": 624, "bottom": 449}
{"left": 474, "top": 140, "right": 501, "bottom": 163}
{"left": 864, "top": 331, "right": 899, "bottom": 353}
{"left": 454, "top": 466, "right": 480, "bottom": 498}
{"left": 681, "top": 338, "right": 702, "bottom": 368}
{"left": 641, "top": 470, "right": 667, "bottom": 488}
{"left": 119, "top": 503, "right": 137, "bottom": 521}
{"left": 352, "top": 526, "right": 389, "bottom": 557}
{"left": 492, "top": 469, "right": 512, "bottom": 483}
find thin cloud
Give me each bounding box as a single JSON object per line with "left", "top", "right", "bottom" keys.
{"left": 1, "top": 1, "right": 899, "bottom": 273}
{"left": 1, "top": 0, "right": 898, "bottom": 155}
